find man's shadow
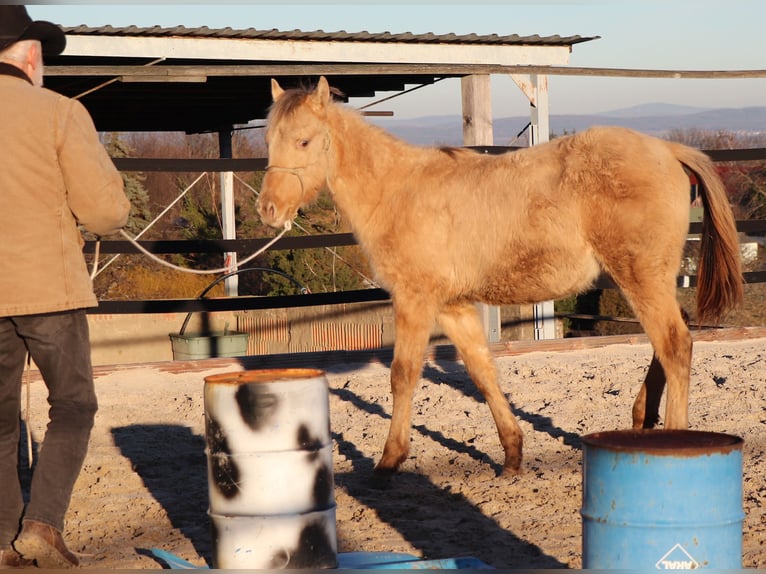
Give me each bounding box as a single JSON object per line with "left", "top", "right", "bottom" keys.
{"left": 111, "top": 419, "right": 567, "bottom": 569}
{"left": 111, "top": 425, "right": 211, "bottom": 565}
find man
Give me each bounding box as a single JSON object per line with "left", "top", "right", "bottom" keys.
{"left": 0, "top": 6, "right": 130, "bottom": 569}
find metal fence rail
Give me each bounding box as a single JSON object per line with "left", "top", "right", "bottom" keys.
{"left": 88, "top": 147, "right": 766, "bottom": 315}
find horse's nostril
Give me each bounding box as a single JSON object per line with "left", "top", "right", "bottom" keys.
{"left": 257, "top": 200, "right": 277, "bottom": 222}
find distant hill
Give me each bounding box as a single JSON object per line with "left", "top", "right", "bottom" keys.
{"left": 599, "top": 103, "right": 710, "bottom": 118}
{"left": 374, "top": 105, "right": 766, "bottom": 146}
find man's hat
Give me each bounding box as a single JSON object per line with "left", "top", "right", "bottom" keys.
{"left": 0, "top": 5, "right": 66, "bottom": 56}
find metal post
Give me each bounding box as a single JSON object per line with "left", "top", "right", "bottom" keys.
{"left": 219, "top": 128, "right": 238, "bottom": 296}
{"left": 460, "top": 74, "right": 501, "bottom": 343}
{"left": 509, "top": 73, "right": 556, "bottom": 340}
{"left": 527, "top": 75, "right": 556, "bottom": 340}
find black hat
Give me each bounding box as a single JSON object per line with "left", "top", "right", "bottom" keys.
{"left": 0, "top": 5, "right": 66, "bottom": 56}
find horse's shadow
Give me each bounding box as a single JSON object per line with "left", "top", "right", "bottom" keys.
{"left": 331, "top": 386, "right": 507, "bottom": 475}
{"left": 336, "top": 355, "right": 584, "bottom": 453}
{"left": 110, "top": 351, "right": 576, "bottom": 569}
{"left": 333, "top": 432, "right": 566, "bottom": 569}
{"left": 112, "top": 408, "right": 568, "bottom": 569}
{"left": 423, "top": 359, "right": 584, "bottom": 449}
{"left": 111, "top": 425, "right": 211, "bottom": 565}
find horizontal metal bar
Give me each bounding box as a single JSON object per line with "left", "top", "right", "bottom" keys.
{"left": 110, "top": 148, "right": 766, "bottom": 173}
{"left": 112, "top": 157, "right": 267, "bottom": 172}
{"left": 88, "top": 270, "right": 766, "bottom": 316}
{"left": 688, "top": 220, "right": 766, "bottom": 234}
{"left": 89, "top": 288, "right": 390, "bottom": 314}
{"left": 85, "top": 219, "right": 763, "bottom": 255}
{"left": 84, "top": 233, "right": 357, "bottom": 254}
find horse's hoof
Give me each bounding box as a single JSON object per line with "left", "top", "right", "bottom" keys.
{"left": 501, "top": 455, "right": 522, "bottom": 477}
{"left": 373, "top": 462, "right": 398, "bottom": 477}
{"left": 371, "top": 465, "right": 397, "bottom": 489}
{"left": 500, "top": 465, "right": 522, "bottom": 478}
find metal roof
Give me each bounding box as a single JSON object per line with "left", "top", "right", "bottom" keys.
{"left": 42, "top": 25, "right": 597, "bottom": 133}
{"left": 61, "top": 25, "right": 593, "bottom": 47}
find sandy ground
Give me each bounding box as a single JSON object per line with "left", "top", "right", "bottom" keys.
{"left": 16, "top": 333, "right": 766, "bottom": 569}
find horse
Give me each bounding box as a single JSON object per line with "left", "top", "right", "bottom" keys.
{"left": 257, "top": 76, "right": 743, "bottom": 477}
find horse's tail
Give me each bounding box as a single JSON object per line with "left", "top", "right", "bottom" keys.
{"left": 670, "top": 143, "right": 743, "bottom": 325}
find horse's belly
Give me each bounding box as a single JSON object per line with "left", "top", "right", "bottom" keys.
{"left": 474, "top": 251, "right": 601, "bottom": 305}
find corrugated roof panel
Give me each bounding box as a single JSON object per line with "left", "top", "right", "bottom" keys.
{"left": 62, "top": 24, "right": 596, "bottom": 46}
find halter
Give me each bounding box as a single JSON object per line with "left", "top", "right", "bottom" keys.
{"left": 264, "top": 165, "right": 308, "bottom": 211}
{"left": 264, "top": 131, "right": 333, "bottom": 206}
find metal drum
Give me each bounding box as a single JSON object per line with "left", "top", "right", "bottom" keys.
{"left": 581, "top": 429, "right": 744, "bottom": 570}
{"left": 204, "top": 368, "right": 337, "bottom": 569}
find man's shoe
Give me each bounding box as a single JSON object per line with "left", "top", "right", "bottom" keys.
{"left": 0, "top": 548, "right": 33, "bottom": 569}
{"left": 14, "top": 520, "right": 79, "bottom": 568}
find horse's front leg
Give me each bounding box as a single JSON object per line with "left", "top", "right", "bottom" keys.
{"left": 438, "top": 302, "right": 523, "bottom": 475}
{"left": 375, "top": 297, "right": 436, "bottom": 476}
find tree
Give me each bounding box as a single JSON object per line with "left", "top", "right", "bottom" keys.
{"left": 259, "top": 190, "right": 371, "bottom": 295}
{"left": 101, "top": 133, "right": 152, "bottom": 237}
{"left": 666, "top": 128, "right": 766, "bottom": 221}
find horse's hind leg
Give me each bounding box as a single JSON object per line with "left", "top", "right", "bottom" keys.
{"left": 621, "top": 286, "right": 692, "bottom": 429}
{"left": 375, "top": 296, "right": 437, "bottom": 476}
{"left": 438, "top": 302, "right": 523, "bottom": 475}
{"left": 631, "top": 306, "right": 690, "bottom": 428}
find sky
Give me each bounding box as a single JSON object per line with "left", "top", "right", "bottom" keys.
{"left": 28, "top": 1, "right": 766, "bottom": 119}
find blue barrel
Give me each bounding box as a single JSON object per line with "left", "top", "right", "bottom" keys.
{"left": 581, "top": 429, "right": 743, "bottom": 569}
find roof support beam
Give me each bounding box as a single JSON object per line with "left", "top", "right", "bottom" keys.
{"left": 63, "top": 35, "right": 573, "bottom": 67}
{"left": 46, "top": 63, "right": 766, "bottom": 79}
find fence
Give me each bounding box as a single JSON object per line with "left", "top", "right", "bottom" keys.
{"left": 94, "top": 146, "right": 766, "bottom": 310}
{"left": 83, "top": 146, "right": 766, "bottom": 358}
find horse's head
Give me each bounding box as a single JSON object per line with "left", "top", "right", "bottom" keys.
{"left": 257, "top": 76, "right": 334, "bottom": 229}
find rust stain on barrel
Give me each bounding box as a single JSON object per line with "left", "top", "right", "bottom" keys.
{"left": 582, "top": 429, "right": 743, "bottom": 457}
{"left": 205, "top": 368, "right": 324, "bottom": 385}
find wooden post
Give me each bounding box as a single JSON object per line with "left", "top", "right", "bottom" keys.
{"left": 461, "top": 74, "right": 494, "bottom": 145}
{"left": 461, "top": 75, "right": 501, "bottom": 344}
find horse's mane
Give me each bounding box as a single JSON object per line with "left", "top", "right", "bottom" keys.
{"left": 267, "top": 88, "right": 311, "bottom": 132}
{"left": 267, "top": 82, "right": 347, "bottom": 131}
{"left": 438, "top": 146, "right": 478, "bottom": 159}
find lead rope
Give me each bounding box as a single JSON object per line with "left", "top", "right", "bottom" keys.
{"left": 89, "top": 131, "right": 330, "bottom": 278}
{"left": 24, "top": 353, "right": 32, "bottom": 469}
{"left": 89, "top": 221, "right": 291, "bottom": 279}
{"left": 116, "top": 220, "right": 291, "bottom": 275}
{"left": 90, "top": 237, "right": 101, "bottom": 279}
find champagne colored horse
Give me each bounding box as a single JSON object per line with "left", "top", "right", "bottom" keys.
{"left": 257, "top": 77, "right": 743, "bottom": 476}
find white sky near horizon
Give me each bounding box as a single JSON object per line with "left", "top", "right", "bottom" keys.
{"left": 28, "top": 1, "right": 766, "bottom": 119}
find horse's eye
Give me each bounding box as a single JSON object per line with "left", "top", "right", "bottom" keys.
{"left": 299, "top": 139, "right": 310, "bottom": 148}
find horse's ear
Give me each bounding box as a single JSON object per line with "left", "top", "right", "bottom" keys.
{"left": 271, "top": 78, "right": 285, "bottom": 102}
{"left": 314, "top": 76, "right": 331, "bottom": 108}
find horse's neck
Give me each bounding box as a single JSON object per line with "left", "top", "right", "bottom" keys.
{"left": 325, "top": 107, "right": 411, "bottom": 226}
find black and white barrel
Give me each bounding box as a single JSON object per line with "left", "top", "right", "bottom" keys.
{"left": 203, "top": 368, "right": 337, "bottom": 569}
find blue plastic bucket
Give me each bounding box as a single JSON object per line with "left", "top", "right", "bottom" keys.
{"left": 581, "top": 429, "right": 744, "bottom": 569}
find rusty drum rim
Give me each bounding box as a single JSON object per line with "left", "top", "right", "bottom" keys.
{"left": 581, "top": 429, "right": 743, "bottom": 456}
{"left": 204, "top": 368, "right": 325, "bottom": 385}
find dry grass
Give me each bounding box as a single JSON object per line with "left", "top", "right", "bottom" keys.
{"left": 93, "top": 257, "right": 224, "bottom": 300}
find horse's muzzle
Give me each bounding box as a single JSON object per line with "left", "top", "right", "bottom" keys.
{"left": 256, "top": 197, "right": 283, "bottom": 228}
